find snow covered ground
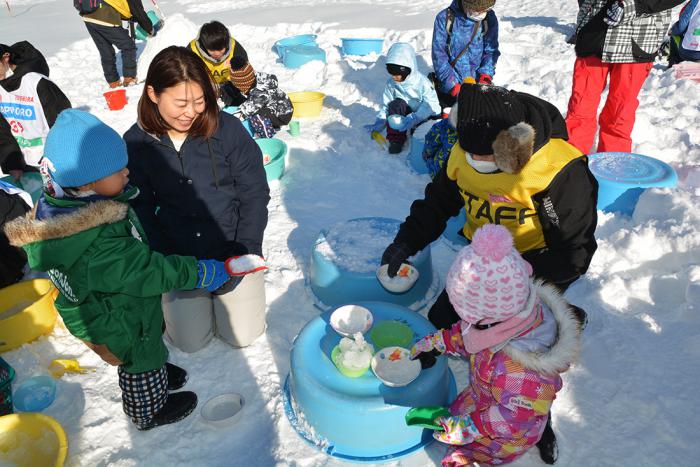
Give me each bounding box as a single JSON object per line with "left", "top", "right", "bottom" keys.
{"left": 2, "top": 0, "right": 700, "bottom": 465}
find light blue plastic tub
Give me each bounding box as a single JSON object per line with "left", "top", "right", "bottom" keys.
{"left": 283, "top": 301, "right": 457, "bottom": 462}
{"left": 256, "top": 138, "right": 287, "bottom": 181}
{"left": 134, "top": 10, "right": 160, "bottom": 41}
{"left": 588, "top": 152, "right": 678, "bottom": 215}
{"left": 341, "top": 38, "right": 384, "bottom": 56}
{"left": 283, "top": 45, "right": 327, "bottom": 69}
{"left": 441, "top": 208, "right": 468, "bottom": 251}
{"left": 13, "top": 376, "right": 56, "bottom": 412}
{"left": 407, "top": 137, "right": 429, "bottom": 175}
{"left": 309, "top": 217, "right": 434, "bottom": 308}
{"left": 274, "top": 34, "right": 318, "bottom": 59}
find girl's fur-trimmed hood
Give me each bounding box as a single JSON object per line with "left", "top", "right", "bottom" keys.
{"left": 4, "top": 199, "right": 128, "bottom": 248}
{"left": 502, "top": 281, "right": 581, "bottom": 375}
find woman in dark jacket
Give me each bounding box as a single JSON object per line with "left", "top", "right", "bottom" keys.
{"left": 124, "top": 46, "right": 270, "bottom": 353}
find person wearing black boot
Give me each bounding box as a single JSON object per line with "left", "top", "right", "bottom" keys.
{"left": 3, "top": 109, "right": 241, "bottom": 431}
{"left": 380, "top": 84, "right": 597, "bottom": 463}
{"left": 363, "top": 42, "right": 440, "bottom": 154}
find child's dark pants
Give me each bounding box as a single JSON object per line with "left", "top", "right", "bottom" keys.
{"left": 85, "top": 22, "right": 136, "bottom": 83}
{"left": 118, "top": 365, "right": 168, "bottom": 429}
{"left": 385, "top": 98, "right": 412, "bottom": 145}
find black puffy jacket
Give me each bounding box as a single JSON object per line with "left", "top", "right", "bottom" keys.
{"left": 124, "top": 112, "right": 270, "bottom": 260}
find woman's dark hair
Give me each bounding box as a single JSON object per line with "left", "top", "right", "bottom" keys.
{"left": 138, "top": 46, "right": 219, "bottom": 139}
{"left": 198, "top": 21, "right": 231, "bottom": 52}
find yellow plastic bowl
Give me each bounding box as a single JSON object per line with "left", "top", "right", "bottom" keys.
{"left": 0, "top": 413, "right": 68, "bottom": 467}
{"left": 0, "top": 279, "right": 57, "bottom": 353}
{"left": 288, "top": 91, "right": 325, "bottom": 118}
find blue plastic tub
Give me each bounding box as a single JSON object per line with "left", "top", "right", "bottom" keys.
{"left": 134, "top": 10, "right": 160, "bottom": 41}
{"left": 341, "top": 38, "right": 384, "bottom": 56}
{"left": 256, "top": 138, "right": 287, "bottom": 181}
{"left": 441, "top": 208, "right": 468, "bottom": 251}
{"left": 588, "top": 152, "right": 678, "bottom": 215}
{"left": 13, "top": 375, "right": 56, "bottom": 412}
{"left": 274, "top": 34, "right": 318, "bottom": 59}
{"left": 284, "top": 301, "right": 457, "bottom": 462}
{"left": 407, "top": 137, "right": 429, "bottom": 175}
{"left": 283, "top": 45, "right": 326, "bottom": 69}
{"left": 309, "top": 217, "right": 435, "bottom": 308}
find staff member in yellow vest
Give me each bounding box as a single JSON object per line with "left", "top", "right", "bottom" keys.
{"left": 381, "top": 84, "right": 598, "bottom": 465}
{"left": 382, "top": 84, "right": 598, "bottom": 326}
{"left": 75, "top": 0, "right": 157, "bottom": 88}
{"left": 188, "top": 21, "right": 248, "bottom": 98}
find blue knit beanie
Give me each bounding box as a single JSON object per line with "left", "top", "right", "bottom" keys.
{"left": 43, "top": 109, "right": 127, "bottom": 188}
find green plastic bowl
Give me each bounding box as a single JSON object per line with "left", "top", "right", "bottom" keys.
{"left": 331, "top": 345, "right": 370, "bottom": 378}
{"left": 255, "top": 138, "right": 287, "bottom": 182}
{"left": 370, "top": 320, "right": 414, "bottom": 349}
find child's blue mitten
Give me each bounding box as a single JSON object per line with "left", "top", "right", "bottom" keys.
{"left": 364, "top": 118, "right": 386, "bottom": 134}
{"left": 196, "top": 259, "right": 230, "bottom": 292}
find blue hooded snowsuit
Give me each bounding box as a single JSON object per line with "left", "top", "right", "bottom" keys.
{"left": 431, "top": 0, "right": 500, "bottom": 93}
{"left": 377, "top": 43, "right": 441, "bottom": 122}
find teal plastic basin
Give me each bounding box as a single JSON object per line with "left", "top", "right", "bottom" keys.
{"left": 256, "top": 138, "right": 287, "bottom": 181}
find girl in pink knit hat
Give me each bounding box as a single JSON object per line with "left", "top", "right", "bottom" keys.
{"left": 410, "top": 224, "right": 582, "bottom": 466}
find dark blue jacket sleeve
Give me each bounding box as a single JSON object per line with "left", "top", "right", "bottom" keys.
{"left": 225, "top": 122, "right": 270, "bottom": 256}
{"left": 432, "top": 9, "right": 460, "bottom": 92}
{"left": 476, "top": 11, "right": 500, "bottom": 78}
{"left": 671, "top": 0, "right": 697, "bottom": 36}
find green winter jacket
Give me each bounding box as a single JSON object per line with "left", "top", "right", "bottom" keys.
{"left": 3, "top": 188, "right": 198, "bottom": 373}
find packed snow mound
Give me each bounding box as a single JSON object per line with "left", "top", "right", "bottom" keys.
{"left": 136, "top": 14, "right": 199, "bottom": 82}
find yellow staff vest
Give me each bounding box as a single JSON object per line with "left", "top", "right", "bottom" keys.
{"left": 188, "top": 39, "right": 237, "bottom": 84}
{"left": 446, "top": 139, "right": 583, "bottom": 252}
{"left": 103, "top": 0, "right": 131, "bottom": 19}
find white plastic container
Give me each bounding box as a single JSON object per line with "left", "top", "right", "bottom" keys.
{"left": 329, "top": 305, "right": 373, "bottom": 337}
{"left": 201, "top": 393, "right": 245, "bottom": 428}
{"left": 376, "top": 264, "right": 419, "bottom": 293}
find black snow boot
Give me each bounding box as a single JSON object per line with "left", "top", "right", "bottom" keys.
{"left": 570, "top": 305, "right": 588, "bottom": 332}
{"left": 388, "top": 141, "right": 404, "bottom": 154}
{"left": 536, "top": 416, "right": 558, "bottom": 464}
{"left": 166, "top": 362, "right": 188, "bottom": 391}
{"left": 138, "top": 391, "right": 198, "bottom": 431}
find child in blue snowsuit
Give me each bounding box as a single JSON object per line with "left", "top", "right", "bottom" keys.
{"left": 431, "top": 0, "right": 500, "bottom": 108}
{"left": 669, "top": 0, "right": 700, "bottom": 65}
{"left": 364, "top": 42, "right": 441, "bottom": 154}
{"left": 423, "top": 103, "right": 458, "bottom": 178}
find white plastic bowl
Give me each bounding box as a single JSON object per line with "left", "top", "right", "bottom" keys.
{"left": 371, "top": 346, "right": 421, "bottom": 387}
{"left": 387, "top": 114, "right": 404, "bottom": 130}
{"left": 376, "top": 264, "right": 419, "bottom": 293}
{"left": 201, "top": 393, "right": 245, "bottom": 428}
{"left": 330, "top": 305, "right": 374, "bottom": 337}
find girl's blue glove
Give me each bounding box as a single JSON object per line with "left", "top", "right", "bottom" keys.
{"left": 196, "top": 260, "right": 230, "bottom": 292}
{"left": 363, "top": 118, "right": 386, "bottom": 134}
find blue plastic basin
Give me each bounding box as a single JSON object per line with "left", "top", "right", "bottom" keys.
{"left": 309, "top": 217, "right": 435, "bottom": 308}
{"left": 283, "top": 301, "right": 457, "bottom": 462}
{"left": 134, "top": 10, "right": 160, "bottom": 41}
{"left": 441, "top": 208, "right": 468, "bottom": 251}
{"left": 588, "top": 152, "right": 678, "bottom": 215}
{"left": 341, "top": 38, "right": 384, "bottom": 56}
{"left": 407, "top": 137, "right": 429, "bottom": 175}
{"left": 274, "top": 34, "right": 318, "bottom": 59}
{"left": 256, "top": 138, "right": 287, "bottom": 181}
{"left": 283, "top": 45, "right": 327, "bottom": 69}
{"left": 13, "top": 376, "right": 56, "bottom": 412}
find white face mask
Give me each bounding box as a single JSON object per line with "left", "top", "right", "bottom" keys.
{"left": 466, "top": 153, "right": 499, "bottom": 173}
{"left": 467, "top": 10, "right": 488, "bottom": 21}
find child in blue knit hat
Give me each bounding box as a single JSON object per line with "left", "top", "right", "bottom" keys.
{"left": 3, "top": 109, "right": 236, "bottom": 431}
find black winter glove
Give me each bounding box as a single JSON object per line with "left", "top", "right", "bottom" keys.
{"left": 380, "top": 242, "right": 412, "bottom": 278}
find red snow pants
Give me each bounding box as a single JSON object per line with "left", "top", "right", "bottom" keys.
{"left": 565, "top": 56, "right": 653, "bottom": 154}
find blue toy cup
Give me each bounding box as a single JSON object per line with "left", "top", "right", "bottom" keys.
{"left": 13, "top": 375, "right": 56, "bottom": 412}
{"left": 341, "top": 38, "right": 384, "bottom": 56}
{"left": 407, "top": 137, "right": 429, "bottom": 175}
